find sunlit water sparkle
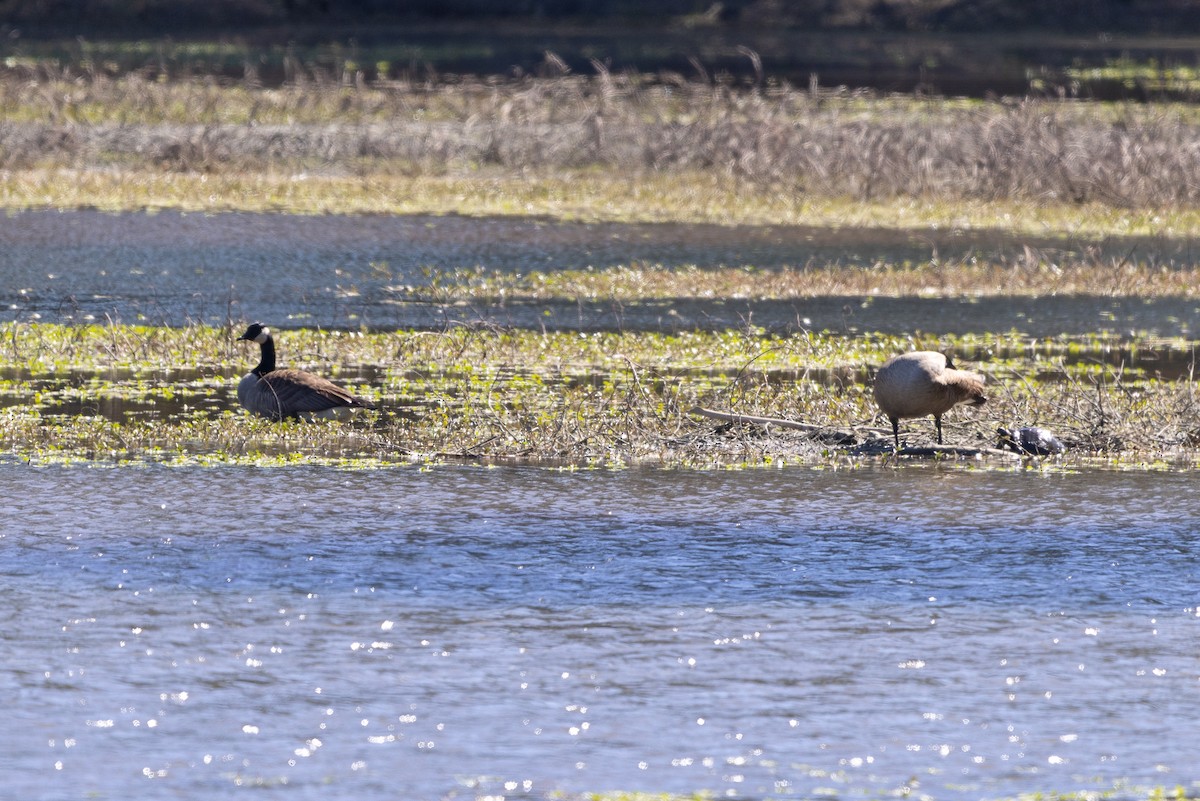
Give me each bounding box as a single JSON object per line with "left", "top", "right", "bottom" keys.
{"left": 2, "top": 463, "right": 1199, "bottom": 800}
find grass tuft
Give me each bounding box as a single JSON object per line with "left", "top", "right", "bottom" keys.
{"left": 3, "top": 321, "right": 1200, "bottom": 469}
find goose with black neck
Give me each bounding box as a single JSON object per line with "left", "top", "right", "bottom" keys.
{"left": 236, "top": 322, "right": 375, "bottom": 421}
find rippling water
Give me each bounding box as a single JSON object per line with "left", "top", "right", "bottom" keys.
{"left": 3, "top": 462, "right": 1199, "bottom": 800}
{"left": 4, "top": 209, "right": 1200, "bottom": 336}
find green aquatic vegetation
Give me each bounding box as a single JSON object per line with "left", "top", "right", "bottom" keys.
{"left": 9, "top": 167, "right": 1200, "bottom": 238}
{"left": 2, "top": 321, "right": 1200, "bottom": 468}
{"left": 420, "top": 258, "right": 1200, "bottom": 302}
{"left": 1066, "top": 57, "right": 1200, "bottom": 92}
{"left": 995, "top": 787, "right": 1197, "bottom": 801}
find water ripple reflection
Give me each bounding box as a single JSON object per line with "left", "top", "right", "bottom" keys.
{"left": 2, "top": 463, "right": 1198, "bottom": 799}
{"left": 4, "top": 210, "right": 1199, "bottom": 337}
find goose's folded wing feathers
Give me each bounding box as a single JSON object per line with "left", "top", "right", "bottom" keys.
{"left": 258, "top": 370, "right": 363, "bottom": 411}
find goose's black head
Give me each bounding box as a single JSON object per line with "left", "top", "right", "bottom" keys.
{"left": 238, "top": 322, "right": 270, "bottom": 344}
{"left": 237, "top": 322, "right": 276, "bottom": 376}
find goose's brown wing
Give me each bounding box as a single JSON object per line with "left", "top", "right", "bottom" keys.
{"left": 259, "top": 369, "right": 371, "bottom": 413}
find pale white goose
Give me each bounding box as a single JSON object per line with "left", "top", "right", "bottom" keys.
{"left": 236, "top": 322, "right": 374, "bottom": 420}
{"left": 874, "top": 351, "right": 986, "bottom": 449}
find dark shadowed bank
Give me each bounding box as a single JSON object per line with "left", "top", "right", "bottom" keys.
{"left": 6, "top": 1, "right": 1200, "bottom": 100}
{"left": 6, "top": 0, "right": 1200, "bottom": 34}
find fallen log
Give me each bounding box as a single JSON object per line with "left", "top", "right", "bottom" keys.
{"left": 691, "top": 402, "right": 897, "bottom": 434}
{"left": 690, "top": 406, "right": 1021, "bottom": 460}
{"left": 689, "top": 405, "right": 825, "bottom": 431}
{"left": 890, "top": 444, "right": 1020, "bottom": 459}
{"left": 689, "top": 406, "right": 892, "bottom": 436}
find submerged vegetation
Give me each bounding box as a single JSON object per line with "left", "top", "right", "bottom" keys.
{"left": 415, "top": 257, "right": 1200, "bottom": 302}
{"left": 7, "top": 32, "right": 1200, "bottom": 801}
{"left": 3, "top": 44, "right": 1200, "bottom": 468}
{"left": 3, "top": 321, "right": 1200, "bottom": 469}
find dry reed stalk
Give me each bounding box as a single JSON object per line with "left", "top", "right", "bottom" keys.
{"left": 3, "top": 70, "right": 1200, "bottom": 207}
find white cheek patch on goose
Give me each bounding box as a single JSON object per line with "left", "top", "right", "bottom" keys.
{"left": 235, "top": 322, "right": 375, "bottom": 421}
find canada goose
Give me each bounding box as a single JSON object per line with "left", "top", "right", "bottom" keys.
{"left": 997, "top": 426, "right": 1065, "bottom": 456}
{"left": 874, "top": 351, "right": 986, "bottom": 449}
{"left": 236, "top": 322, "right": 374, "bottom": 420}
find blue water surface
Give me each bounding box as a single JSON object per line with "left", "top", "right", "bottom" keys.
{"left": 2, "top": 462, "right": 1198, "bottom": 800}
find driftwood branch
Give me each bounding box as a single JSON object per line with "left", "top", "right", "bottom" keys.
{"left": 689, "top": 405, "right": 826, "bottom": 431}
{"left": 690, "top": 406, "right": 1021, "bottom": 459}
{"left": 895, "top": 445, "right": 1019, "bottom": 459}
{"left": 689, "top": 406, "right": 892, "bottom": 435}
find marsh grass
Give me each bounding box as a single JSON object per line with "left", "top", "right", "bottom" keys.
{"left": 412, "top": 255, "right": 1200, "bottom": 303}
{"left": 7, "top": 68, "right": 1200, "bottom": 230}
{"left": 3, "top": 321, "right": 1200, "bottom": 468}
{"left": 4, "top": 61, "right": 1200, "bottom": 466}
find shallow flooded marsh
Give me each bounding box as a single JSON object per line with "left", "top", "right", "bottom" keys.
{"left": 8, "top": 32, "right": 1200, "bottom": 800}
{"left": 3, "top": 208, "right": 1200, "bottom": 467}
{"left": 2, "top": 314, "right": 1199, "bottom": 467}
{"left": 5, "top": 208, "right": 1200, "bottom": 801}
